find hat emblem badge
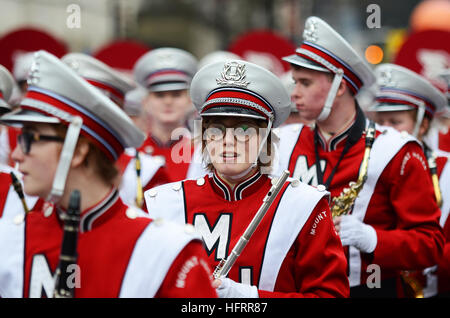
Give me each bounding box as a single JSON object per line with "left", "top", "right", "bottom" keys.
{"left": 216, "top": 61, "right": 250, "bottom": 88}
{"left": 303, "top": 19, "right": 318, "bottom": 42}
{"left": 378, "top": 69, "right": 397, "bottom": 87}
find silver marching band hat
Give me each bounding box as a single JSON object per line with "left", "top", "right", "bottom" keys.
{"left": 0, "top": 65, "right": 14, "bottom": 114}
{"left": 370, "top": 63, "right": 447, "bottom": 137}
{"left": 124, "top": 85, "right": 147, "bottom": 117}
{"left": 282, "top": 16, "right": 376, "bottom": 121}
{"left": 438, "top": 68, "right": 450, "bottom": 118}
{"left": 190, "top": 59, "right": 291, "bottom": 128}
{"left": 134, "top": 47, "right": 198, "bottom": 92}
{"left": 0, "top": 50, "right": 145, "bottom": 203}
{"left": 62, "top": 52, "right": 135, "bottom": 107}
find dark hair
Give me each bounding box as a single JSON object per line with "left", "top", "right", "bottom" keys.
{"left": 53, "top": 125, "right": 119, "bottom": 185}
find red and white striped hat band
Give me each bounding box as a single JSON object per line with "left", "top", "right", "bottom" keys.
{"left": 144, "top": 69, "right": 192, "bottom": 87}
{"left": 20, "top": 86, "right": 126, "bottom": 161}
{"left": 375, "top": 87, "right": 437, "bottom": 118}
{"left": 201, "top": 87, "right": 274, "bottom": 122}
{"left": 296, "top": 41, "right": 363, "bottom": 95}
{"left": 84, "top": 78, "right": 126, "bottom": 106}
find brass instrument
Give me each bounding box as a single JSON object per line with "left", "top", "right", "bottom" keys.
{"left": 53, "top": 190, "right": 81, "bottom": 298}
{"left": 10, "top": 171, "right": 30, "bottom": 214}
{"left": 425, "top": 149, "right": 442, "bottom": 208}
{"left": 213, "top": 170, "right": 290, "bottom": 279}
{"left": 135, "top": 151, "right": 144, "bottom": 207}
{"left": 331, "top": 121, "right": 376, "bottom": 217}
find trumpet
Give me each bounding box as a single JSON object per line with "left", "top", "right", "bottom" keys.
{"left": 213, "top": 170, "right": 290, "bottom": 279}
{"left": 53, "top": 190, "right": 81, "bottom": 298}
{"left": 331, "top": 121, "right": 376, "bottom": 217}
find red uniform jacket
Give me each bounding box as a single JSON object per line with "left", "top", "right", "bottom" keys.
{"left": 0, "top": 188, "right": 216, "bottom": 298}
{"left": 145, "top": 171, "right": 350, "bottom": 298}
{"left": 138, "top": 135, "right": 194, "bottom": 183}
{"left": 275, "top": 122, "right": 444, "bottom": 291}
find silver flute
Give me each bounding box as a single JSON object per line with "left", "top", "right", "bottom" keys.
{"left": 213, "top": 170, "right": 290, "bottom": 279}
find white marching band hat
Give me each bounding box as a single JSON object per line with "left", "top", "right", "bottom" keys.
{"left": 62, "top": 52, "right": 135, "bottom": 107}
{"left": 438, "top": 68, "right": 450, "bottom": 118}
{"left": 370, "top": 63, "right": 447, "bottom": 137}
{"left": 190, "top": 59, "right": 291, "bottom": 128}
{"left": 134, "top": 47, "right": 198, "bottom": 92}
{"left": 282, "top": 16, "right": 375, "bottom": 121}
{"left": 371, "top": 63, "right": 446, "bottom": 118}
{"left": 0, "top": 50, "right": 145, "bottom": 203}
{"left": 0, "top": 65, "right": 14, "bottom": 114}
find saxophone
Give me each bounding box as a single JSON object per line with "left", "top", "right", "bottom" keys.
{"left": 331, "top": 121, "right": 376, "bottom": 217}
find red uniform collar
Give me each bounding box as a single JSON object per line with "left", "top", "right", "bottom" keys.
{"left": 210, "top": 170, "right": 267, "bottom": 202}
{"left": 56, "top": 188, "right": 121, "bottom": 233}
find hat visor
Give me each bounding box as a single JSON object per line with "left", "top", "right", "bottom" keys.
{"left": 0, "top": 99, "right": 11, "bottom": 115}
{"left": 148, "top": 82, "right": 189, "bottom": 92}
{"left": 367, "top": 103, "right": 416, "bottom": 113}
{"left": 282, "top": 54, "right": 331, "bottom": 73}
{"left": 0, "top": 108, "right": 61, "bottom": 126}
{"left": 200, "top": 105, "right": 267, "bottom": 122}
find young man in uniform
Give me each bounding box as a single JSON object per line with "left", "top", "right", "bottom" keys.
{"left": 133, "top": 48, "right": 198, "bottom": 183}
{"left": 0, "top": 51, "right": 216, "bottom": 298}
{"left": 276, "top": 16, "right": 444, "bottom": 297}
{"left": 370, "top": 63, "right": 449, "bottom": 297}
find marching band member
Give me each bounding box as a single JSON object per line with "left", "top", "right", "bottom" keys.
{"left": 276, "top": 16, "right": 444, "bottom": 297}
{"left": 134, "top": 48, "right": 198, "bottom": 183}
{"left": 145, "top": 59, "right": 349, "bottom": 298}
{"left": 0, "top": 65, "right": 40, "bottom": 298}
{"left": 370, "top": 63, "right": 449, "bottom": 297}
{"left": 61, "top": 53, "right": 168, "bottom": 209}
{"left": 0, "top": 50, "right": 216, "bottom": 298}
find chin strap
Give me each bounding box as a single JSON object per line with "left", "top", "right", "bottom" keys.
{"left": 317, "top": 68, "right": 344, "bottom": 122}
{"left": 413, "top": 102, "right": 425, "bottom": 139}
{"left": 46, "top": 116, "right": 83, "bottom": 204}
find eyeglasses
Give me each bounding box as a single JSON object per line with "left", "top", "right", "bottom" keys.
{"left": 204, "top": 123, "right": 260, "bottom": 142}
{"left": 18, "top": 131, "right": 65, "bottom": 154}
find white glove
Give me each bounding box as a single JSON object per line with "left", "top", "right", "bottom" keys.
{"left": 215, "top": 277, "right": 259, "bottom": 298}
{"left": 339, "top": 214, "right": 377, "bottom": 253}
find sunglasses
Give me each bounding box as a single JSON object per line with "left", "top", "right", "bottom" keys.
{"left": 18, "top": 131, "right": 65, "bottom": 154}
{"left": 204, "top": 123, "right": 260, "bottom": 142}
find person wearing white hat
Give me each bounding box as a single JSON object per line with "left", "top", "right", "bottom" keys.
{"left": 277, "top": 16, "right": 444, "bottom": 297}
{"left": 0, "top": 65, "right": 40, "bottom": 298}
{"left": 370, "top": 63, "right": 450, "bottom": 297}
{"left": 134, "top": 47, "right": 198, "bottom": 183}
{"left": 62, "top": 53, "right": 168, "bottom": 211}
{"left": 145, "top": 59, "right": 349, "bottom": 298}
{"left": 0, "top": 50, "right": 216, "bottom": 298}
{"left": 0, "top": 65, "right": 21, "bottom": 167}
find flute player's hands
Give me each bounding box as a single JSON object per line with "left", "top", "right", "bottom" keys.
{"left": 213, "top": 277, "right": 259, "bottom": 298}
